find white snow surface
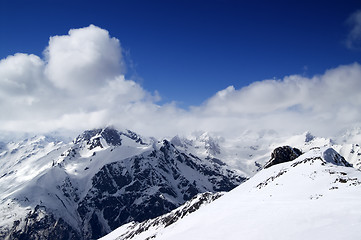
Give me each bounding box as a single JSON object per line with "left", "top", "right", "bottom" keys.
{"left": 0, "top": 136, "right": 68, "bottom": 231}
{"left": 102, "top": 146, "right": 361, "bottom": 240}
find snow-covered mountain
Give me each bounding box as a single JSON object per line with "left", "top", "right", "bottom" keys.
{"left": 0, "top": 127, "right": 245, "bottom": 239}
{"left": 99, "top": 192, "right": 223, "bottom": 240}
{"left": 172, "top": 129, "right": 361, "bottom": 175}
{"left": 102, "top": 146, "right": 361, "bottom": 240}
{"left": 1, "top": 126, "right": 361, "bottom": 239}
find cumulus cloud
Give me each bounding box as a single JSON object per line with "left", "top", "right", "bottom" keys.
{"left": 0, "top": 25, "right": 360, "bottom": 140}
{"left": 193, "top": 63, "right": 361, "bottom": 137}
{"left": 0, "top": 25, "right": 150, "bottom": 135}
{"left": 44, "top": 25, "right": 124, "bottom": 93}
{"left": 0, "top": 53, "right": 45, "bottom": 96}
{"left": 345, "top": 10, "right": 361, "bottom": 49}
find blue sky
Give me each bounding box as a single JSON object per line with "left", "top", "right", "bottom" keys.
{"left": 1, "top": 0, "right": 361, "bottom": 138}
{"left": 1, "top": 0, "right": 360, "bottom": 107}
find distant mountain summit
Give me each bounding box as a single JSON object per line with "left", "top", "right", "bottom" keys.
{"left": 0, "top": 127, "right": 245, "bottom": 239}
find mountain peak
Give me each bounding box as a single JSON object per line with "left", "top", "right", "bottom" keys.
{"left": 316, "top": 147, "right": 352, "bottom": 167}
{"left": 304, "top": 131, "right": 315, "bottom": 142}
{"left": 74, "top": 127, "right": 122, "bottom": 146}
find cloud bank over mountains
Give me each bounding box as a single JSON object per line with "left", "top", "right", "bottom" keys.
{"left": 0, "top": 25, "right": 360, "bottom": 139}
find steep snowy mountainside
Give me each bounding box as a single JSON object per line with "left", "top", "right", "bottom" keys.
{"left": 0, "top": 135, "right": 69, "bottom": 238}
{"left": 0, "top": 135, "right": 67, "bottom": 198}
{"left": 0, "top": 127, "right": 245, "bottom": 240}
{"left": 103, "top": 146, "right": 361, "bottom": 240}
{"left": 74, "top": 136, "right": 245, "bottom": 239}
{"left": 100, "top": 192, "right": 223, "bottom": 240}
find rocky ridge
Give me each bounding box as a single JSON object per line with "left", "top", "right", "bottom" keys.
{"left": 0, "top": 127, "right": 245, "bottom": 239}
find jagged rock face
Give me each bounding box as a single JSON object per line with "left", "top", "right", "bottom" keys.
{"left": 123, "top": 130, "right": 147, "bottom": 145}
{"left": 77, "top": 139, "right": 245, "bottom": 239}
{"left": 74, "top": 128, "right": 123, "bottom": 148}
{"left": 1, "top": 128, "right": 245, "bottom": 240}
{"left": 7, "top": 206, "right": 80, "bottom": 240}
{"left": 263, "top": 146, "right": 302, "bottom": 169}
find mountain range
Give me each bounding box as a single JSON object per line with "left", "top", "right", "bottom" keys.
{"left": 0, "top": 127, "right": 360, "bottom": 239}
{"left": 0, "top": 127, "right": 245, "bottom": 239}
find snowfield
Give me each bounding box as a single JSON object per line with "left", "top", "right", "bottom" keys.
{"left": 101, "top": 147, "right": 361, "bottom": 240}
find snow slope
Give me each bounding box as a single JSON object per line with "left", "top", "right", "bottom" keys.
{"left": 103, "top": 146, "right": 361, "bottom": 240}
{"left": 0, "top": 136, "right": 68, "bottom": 235}
{"left": 0, "top": 135, "right": 67, "bottom": 198}
{"left": 0, "top": 127, "right": 245, "bottom": 239}
{"left": 99, "top": 192, "right": 223, "bottom": 240}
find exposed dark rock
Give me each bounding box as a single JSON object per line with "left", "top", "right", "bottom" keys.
{"left": 7, "top": 206, "right": 80, "bottom": 240}
{"left": 73, "top": 127, "right": 122, "bottom": 149}
{"left": 264, "top": 146, "right": 302, "bottom": 169}
{"left": 100, "top": 128, "right": 122, "bottom": 146}
{"left": 123, "top": 130, "right": 146, "bottom": 145}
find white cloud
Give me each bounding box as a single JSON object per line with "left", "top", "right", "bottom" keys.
{"left": 44, "top": 24, "right": 124, "bottom": 93}
{"left": 0, "top": 25, "right": 360, "bottom": 141}
{"left": 201, "top": 64, "right": 361, "bottom": 116}
{"left": 345, "top": 10, "right": 361, "bottom": 49}
{"left": 0, "top": 53, "right": 45, "bottom": 96}
{"left": 191, "top": 63, "right": 361, "bottom": 137}
{"left": 0, "top": 25, "right": 149, "bottom": 135}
